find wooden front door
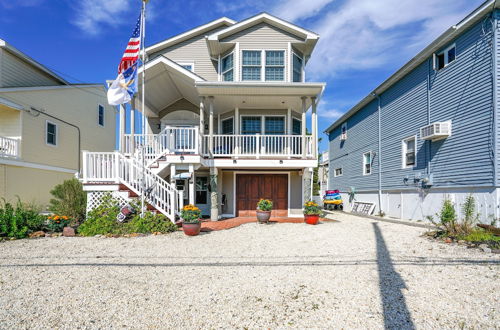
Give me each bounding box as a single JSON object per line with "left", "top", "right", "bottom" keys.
{"left": 236, "top": 174, "right": 288, "bottom": 217}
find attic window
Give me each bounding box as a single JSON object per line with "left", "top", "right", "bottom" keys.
{"left": 435, "top": 44, "right": 455, "bottom": 70}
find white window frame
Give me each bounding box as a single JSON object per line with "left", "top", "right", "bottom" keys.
{"left": 239, "top": 115, "right": 287, "bottom": 135}
{"left": 340, "top": 122, "right": 347, "bottom": 140}
{"left": 220, "top": 53, "right": 234, "bottom": 82}
{"left": 292, "top": 51, "right": 304, "bottom": 83}
{"left": 97, "top": 104, "right": 105, "bottom": 127}
{"left": 402, "top": 135, "right": 417, "bottom": 169}
{"left": 46, "top": 120, "right": 58, "bottom": 147}
{"left": 178, "top": 62, "right": 195, "bottom": 72}
{"left": 434, "top": 43, "right": 456, "bottom": 71}
{"left": 240, "top": 49, "right": 287, "bottom": 82}
{"left": 363, "top": 151, "right": 372, "bottom": 176}
{"left": 221, "top": 116, "right": 234, "bottom": 134}
{"left": 334, "top": 167, "right": 343, "bottom": 177}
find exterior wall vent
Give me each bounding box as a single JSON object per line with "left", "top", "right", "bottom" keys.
{"left": 420, "top": 121, "right": 451, "bottom": 141}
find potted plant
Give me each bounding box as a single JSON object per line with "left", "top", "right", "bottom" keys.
{"left": 303, "top": 201, "right": 321, "bottom": 225}
{"left": 180, "top": 204, "right": 202, "bottom": 236}
{"left": 256, "top": 199, "right": 273, "bottom": 223}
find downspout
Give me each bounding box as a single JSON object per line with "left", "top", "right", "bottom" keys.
{"left": 427, "top": 58, "right": 432, "bottom": 175}
{"left": 491, "top": 10, "right": 498, "bottom": 219}
{"left": 371, "top": 92, "right": 383, "bottom": 215}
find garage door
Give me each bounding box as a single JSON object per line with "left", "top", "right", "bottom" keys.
{"left": 236, "top": 174, "right": 288, "bottom": 217}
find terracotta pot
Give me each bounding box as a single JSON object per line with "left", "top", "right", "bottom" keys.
{"left": 304, "top": 214, "right": 320, "bottom": 225}
{"left": 182, "top": 222, "right": 201, "bottom": 236}
{"left": 256, "top": 210, "right": 271, "bottom": 223}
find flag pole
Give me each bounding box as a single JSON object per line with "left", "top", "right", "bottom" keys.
{"left": 140, "top": 0, "right": 147, "bottom": 217}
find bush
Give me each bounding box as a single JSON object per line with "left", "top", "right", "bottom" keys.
{"left": 78, "top": 194, "right": 177, "bottom": 236}
{"left": 0, "top": 199, "right": 45, "bottom": 239}
{"left": 432, "top": 196, "right": 480, "bottom": 237}
{"left": 46, "top": 215, "right": 72, "bottom": 233}
{"left": 48, "top": 178, "right": 87, "bottom": 225}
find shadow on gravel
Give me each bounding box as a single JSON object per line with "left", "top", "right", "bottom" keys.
{"left": 373, "top": 222, "right": 415, "bottom": 330}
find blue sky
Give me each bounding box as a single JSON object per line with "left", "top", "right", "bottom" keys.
{"left": 0, "top": 0, "right": 485, "bottom": 151}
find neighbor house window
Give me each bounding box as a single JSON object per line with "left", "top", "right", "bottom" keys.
{"left": 242, "top": 50, "right": 261, "bottom": 81}
{"left": 241, "top": 116, "right": 262, "bottom": 134}
{"left": 98, "top": 104, "right": 105, "bottom": 127}
{"left": 334, "top": 168, "right": 343, "bottom": 177}
{"left": 292, "top": 118, "right": 301, "bottom": 135}
{"left": 292, "top": 53, "right": 303, "bottom": 82}
{"left": 363, "top": 152, "right": 372, "bottom": 175}
{"left": 46, "top": 121, "right": 57, "bottom": 146}
{"left": 264, "top": 116, "right": 285, "bottom": 135}
{"left": 340, "top": 122, "right": 347, "bottom": 140}
{"left": 265, "top": 51, "right": 285, "bottom": 81}
{"left": 221, "top": 117, "right": 234, "bottom": 134}
{"left": 402, "top": 136, "right": 416, "bottom": 168}
{"left": 221, "top": 53, "right": 233, "bottom": 81}
{"left": 435, "top": 44, "right": 456, "bottom": 70}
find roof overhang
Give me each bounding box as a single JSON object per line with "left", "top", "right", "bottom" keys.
{"left": 0, "top": 39, "right": 68, "bottom": 85}
{"left": 0, "top": 96, "right": 24, "bottom": 111}
{"left": 324, "top": 0, "right": 500, "bottom": 133}
{"left": 206, "top": 13, "right": 319, "bottom": 58}
{"left": 145, "top": 17, "right": 236, "bottom": 55}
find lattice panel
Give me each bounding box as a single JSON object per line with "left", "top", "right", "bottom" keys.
{"left": 86, "top": 191, "right": 131, "bottom": 213}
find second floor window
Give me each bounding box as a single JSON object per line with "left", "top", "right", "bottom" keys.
{"left": 363, "top": 152, "right": 372, "bottom": 175}
{"left": 221, "top": 54, "right": 233, "bottom": 81}
{"left": 98, "top": 104, "right": 104, "bottom": 127}
{"left": 241, "top": 116, "right": 261, "bottom": 134}
{"left": 221, "top": 117, "right": 234, "bottom": 134}
{"left": 242, "top": 51, "right": 261, "bottom": 81}
{"left": 292, "top": 118, "right": 301, "bottom": 135}
{"left": 46, "top": 121, "right": 57, "bottom": 146}
{"left": 293, "top": 53, "right": 303, "bottom": 82}
{"left": 265, "top": 51, "right": 284, "bottom": 81}
{"left": 265, "top": 117, "right": 285, "bottom": 134}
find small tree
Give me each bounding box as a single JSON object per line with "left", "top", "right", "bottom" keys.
{"left": 48, "top": 178, "right": 87, "bottom": 224}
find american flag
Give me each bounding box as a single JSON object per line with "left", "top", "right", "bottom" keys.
{"left": 118, "top": 13, "right": 142, "bottom": 74}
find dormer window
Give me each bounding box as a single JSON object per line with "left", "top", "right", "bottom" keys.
{"left": 221, "top": 53, "right": 234, "bottom": 81}
{"left": 293, "top": 53, "right": 303, "bottom": 82}
{"left": 242, "top": 50, "right": 262, "bottom": 81}
{"left": 265, "top": 51, "right": 284, "bottom": 81}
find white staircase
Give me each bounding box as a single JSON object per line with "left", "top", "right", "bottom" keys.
{"left": 82, "top": 151, "right": 182, "bottom": 222}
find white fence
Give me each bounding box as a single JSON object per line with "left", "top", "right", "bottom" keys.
{"left": 0, "top": 136, "right": 19, "bottom": 158}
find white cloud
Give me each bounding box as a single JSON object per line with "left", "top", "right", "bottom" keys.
{"left": 71, "top": 0, "right": 132, "bottom": 36}
{"left": 318, "top": 108, "right": 344, "bottom": 119}
{"left": 272, "top": 0, "right": 334, "bottom": 22}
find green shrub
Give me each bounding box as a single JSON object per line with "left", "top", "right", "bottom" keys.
{"left": 257, "top": 199, "right": 273, "bottom": 211}
{"left": 432, "top": 196, "right": 482, "bottom": 237}
{"left": 0, "top": 199, "right": 45, "bottom": 239}
{"left": 459, "top": 229, "right": 500, "bottom": 243}
{"left": 46, "top": 215, "right": 72, "bottom": 233}
{"left": 48, "top": 178, "right": 87, "bottom": 225}
{"left": 180, "top": 204, "right": 201, "bottom": 224}
{"left": 78, "top": 194, "right": 177, "bottom": 236}
{"left": 303, "top": 201, "right": 322, "bottom": 215}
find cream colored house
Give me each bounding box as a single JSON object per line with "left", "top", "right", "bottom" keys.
{"left": 82, "top": 13, "right": 325, "bottom": 222}
{"left": 0, "top": 39, "right": 115, "bottom": 208}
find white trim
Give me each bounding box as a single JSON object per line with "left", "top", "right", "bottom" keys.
{"left": 401, "top": 135, "right": 417, "bottom": 169}
{"left": 145, "top": 17, "right": 236, "bottom": 54}
{"left": 0, "top": 96, "right": 24, "bottom": 110}
{"left": 287, "top": 42, "right": 292, "bottom": 82}
{"left": 363, "top": 151, "right": 372, "bottom": 176}
{"left": 45, "top": 120, "right": 58, "bottom": 147}
{"left": 177, "top": 62, "right": 195, "bottom": 72}
{"left": 0, "top": 158, "right": 76, "bottom": 174}
{"left": 232, "top": 171, "right": 291, "bottom": 217}
{"left": 240, "top": 49, "right": 287, "bottom": 82}
{"left": 139, "top": 56, "right": 205, "bottom": 82}
{"left": 97, "top": 104, "right": 105, "bottom": 127}
{"left": 292, "top": 51, "right": 304, "bottom": 83}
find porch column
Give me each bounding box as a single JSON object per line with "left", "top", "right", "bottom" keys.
{"left": 170, "top": 164, "right": 176, "bottom": 184}
{"left": 119, "top": 104, "right": 126, "bottom": 153}
{"left": 130, "top": 107, "right": 135, "bottom": 154}
{"left": 199, "top": 97, "right": 205, "bottom": 135}
{"left": 188, "top": 164, "right": 195, "bottom": 205}
{"left": 301, "top": 96, "right": 307, "bottom": 158}
{"left": 210, "top": 167, "right": 218, "bottom": 221}
{"left": 311, "top": 96, "right": 318, "bottom": 159}
{"left": 217, "top": 114, "right": 221, "bottom": 134}
{"left": 303, "top": 167, "right": 313, "bottom": 203}
{"left": 208, "top": 96, "right": 214, "bottom": 157}
{"left": 287, "top": 108, "right": 292, "bottom": 158}
{"left": 234, "top": 107, "right": 240, "bottom": 157}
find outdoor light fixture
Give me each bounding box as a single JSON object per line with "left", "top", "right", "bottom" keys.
{"left": 279, "top": 160, "right": 283, "bottom": 164}
{"left": 233, "top": 159, "right": 237, "bottom": 164}
{"left": 180, "top": 155, "right": 185, "bottom": 161}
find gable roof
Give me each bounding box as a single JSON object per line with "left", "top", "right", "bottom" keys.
{"left": 145, "top": 17, "right": 236, "bottom": 55}
{"left": 325, "top": 0, "right": 499, "bottom": 134}
{"left": 206, "top": 12, "right": 319, "bottom": 57}
{"left": 0, "top": 39, "right": 69, "bottom": 85}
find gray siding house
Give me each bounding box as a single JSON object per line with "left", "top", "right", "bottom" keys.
{"left": 325, "top": 1, "right": 500, "bottom": 223}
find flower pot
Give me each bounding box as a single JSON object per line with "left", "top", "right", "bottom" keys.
{"left": 182, "top": 222, "right": 201, "bottom": 236}
{"left": 304, "top": 214, "right": 320, "bottom": 225}
{"left": 256, "top": 210, "right": 271, "bottom": 223}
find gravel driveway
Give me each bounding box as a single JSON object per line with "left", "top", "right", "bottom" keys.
{"left": 0, "top": 213, "right": 498, "bottom": 329}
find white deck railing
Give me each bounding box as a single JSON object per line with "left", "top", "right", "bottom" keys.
{"left": 203, "top": 135, "right": 314, "bottom": 158}
{"left": 82, "top": 151, "right": 180, "bottom": 222}
{"left": 0, "top": 136, "right": 20, "bottom": 158}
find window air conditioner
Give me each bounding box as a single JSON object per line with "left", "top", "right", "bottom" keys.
{"left": 420, "top": 121, "right": 451, "bottom": 141}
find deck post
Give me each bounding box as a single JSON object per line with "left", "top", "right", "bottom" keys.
{"left": 188, "top": 164, "right": 195, "bottom": 205}
{"left": 301, "top": 96, "right": 307, "bottom": 158}
{"left": 130, "top": 107, "right": 135, "bottom": 154}
{"left": 311, "top": 96, "right": 317, "bottom": 159}
{"left": 234, "top": 107, "right": 239, "bottom": 157}
{"left": 119, "top": 104, "right": 126, "bottom": 153}
{"left": 287, "top": 107, "right": 292, "bottom": 158}
{"left": 170, "top": 164, "right": 176, "bottom": 184}
{"left": 210, "top": 167, "right": 218, "bottom": 221}
{"left": 208, "top": 96, "right": 214, "bottom": 157}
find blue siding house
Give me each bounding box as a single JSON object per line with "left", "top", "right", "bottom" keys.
{"left": 325, "top": 0, "right": 500, "bottom": 223}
